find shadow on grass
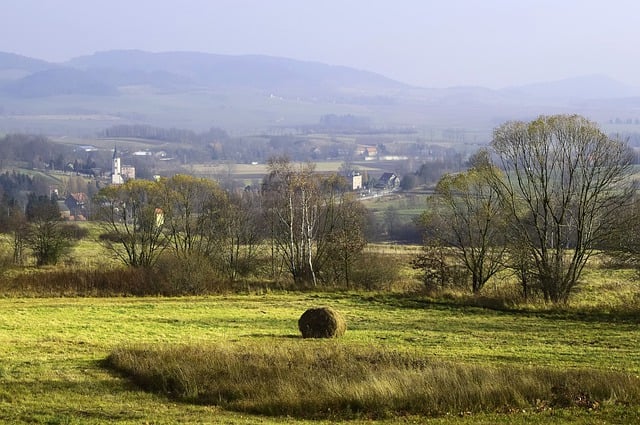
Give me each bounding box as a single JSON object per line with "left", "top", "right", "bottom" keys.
{"left": 347, "top": 292, "right": 640, "bottom": 324}
{"left": 247, "top": 333, "right": 300, "bottom": 339}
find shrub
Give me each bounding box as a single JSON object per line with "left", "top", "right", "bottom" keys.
{"left": 298, "top": 307, "right": 346, "bottom": 338}
{"left": 59, "top": 223, "right": 89, "bottom": 240}
{"left": 155, "top": 253, "right": 230, "bottom": 295}
{"left": 412, "top": 247, "right": 469, "bottom": 291}
{"left": 350, "top": 253, "right": 400, "bottom": 290}
{"left": 0, "top": 266, "right": 167, "bottom": 296}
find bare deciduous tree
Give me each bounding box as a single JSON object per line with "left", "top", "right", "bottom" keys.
{"left": 94, "top": 180, "right": 168, "bottom": 268}
{"left": 321, "top": 178, "right": 367, "bottom": 288}
{"left": 491, "top": 114, "right": 632, "bottom": 303}
{"left": 221, "top": 190, "right": 264, "bottom": 280}
{"left": 262, "top": 157, "right": 367, "bottom": 286}
{"left": 418, "top": 150, "right": 507, "bottom": 294}
{"left": 162, "top": 174, "right": 227, "bottom": 260}
{"left": 262, "top": 157, "right": 321, "bottom": 285}
{"left": 24, "top": 194, "right": 70, "bottom": 266}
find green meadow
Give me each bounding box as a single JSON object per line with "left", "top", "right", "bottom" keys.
{"left": 0, "top": 290, "right": 639, "bottom": 424}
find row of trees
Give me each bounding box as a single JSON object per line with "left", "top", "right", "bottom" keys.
{"left": 94, "top": 158, "right": 368, "bottom": 287}
{"left": 8, "top": 113, "right": 631, "bottom": 303}
{"left": 417, "top": 115, "right": 634, "bottom": 303}
{"left": 100, "top": 125, "right": 229, "bottom": 145}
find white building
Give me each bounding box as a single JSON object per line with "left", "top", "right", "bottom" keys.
{"left": 349, "top": 172, "right": 363, "bottom": 191}
{"left": 111, "top": 146, "right": 124, "bottom": 185}
{"left": 111, "top": 146, "right": 135, "bottom": 184}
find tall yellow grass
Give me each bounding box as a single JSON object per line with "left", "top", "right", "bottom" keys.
{"left": 106, "top": 342, "right": 640, "bottom": 419}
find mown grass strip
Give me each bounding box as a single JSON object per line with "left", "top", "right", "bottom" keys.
{"left": 105, "top": 342, "right": 640, "bottom": 419}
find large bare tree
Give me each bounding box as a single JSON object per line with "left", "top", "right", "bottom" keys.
{"left": 262, "top": 158, "right": 321, "bottom": 285}
{"left": 262, "top": 157, "right": 366, "bottom": 286}
{"left": 491, "top": 114, "right": 632, "bottom": 303}
{"left": 319, "top": 175, "right": 367, "bottom": 288}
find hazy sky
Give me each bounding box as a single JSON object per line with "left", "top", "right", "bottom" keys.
{"left": 2, "top": 0, "right": 639, "bottom": 89}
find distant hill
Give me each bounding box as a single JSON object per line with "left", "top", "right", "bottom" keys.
{"left": 65, "top": 50, "right": 410, "bottom": 93}
{"left": 81, "top": 68, "right": 193, "bottom": 90}
{"left": 4, "top": 49, "right": 639, "bottom": 102}
{"left": 502, "top": 74, "right": 640, "bottom": 100}
{"left": 1, "top": 49, "right": 640, "bottom": 134}
{"left": 0, "top": 52, "right": 53, "bottom": 73}
{"left": 0, "top": 52, "right": 54, "bottom": 82}
{"left": 3, "top": 67, "right": 118, "bottom": 97}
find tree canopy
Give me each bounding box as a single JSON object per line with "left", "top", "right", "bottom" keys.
{"left": 491, "top": 114, "right": 632, "bottom": 302}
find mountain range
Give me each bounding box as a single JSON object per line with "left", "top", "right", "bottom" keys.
{"left": 1, "top": 50, "right": 639, "bottom": 135}
{"left": 0, "top": 50, "right": 410, "bottom": 97}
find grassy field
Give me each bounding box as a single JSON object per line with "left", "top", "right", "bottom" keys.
{"left": 362, "top": 192, "right": 429, "bottom": 224}
{"left": 0, "top": 292, "right": 639, "bottom": 423}
{"left": 186, "top": 160, "right": 389, "bottom": 181}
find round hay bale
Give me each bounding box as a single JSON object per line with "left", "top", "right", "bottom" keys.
{"left": 298, "top": 306, "right": 346, "bottom": 338}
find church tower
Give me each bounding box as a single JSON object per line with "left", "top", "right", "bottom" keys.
{"left": 111, "top": 146, "right": 123, "bottom": 185}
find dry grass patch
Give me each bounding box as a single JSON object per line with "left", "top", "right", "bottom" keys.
{"left": 105, "top": 342, "right": 640, "bottom": 419}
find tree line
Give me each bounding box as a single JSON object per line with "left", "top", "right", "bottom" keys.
{"left": 5, "top": 113, "right": 636, "bottom": 303}
{"left": 0, "top": 158, "right": 381, "bottom": 289}
{"left": 92, "top": 157, "right": 371, "bottom": 288}
{"left": 100, "top": 125, "right": 229, "bottom": 146}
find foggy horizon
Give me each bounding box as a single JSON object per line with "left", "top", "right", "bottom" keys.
{"left": 3, "top": 0, "right": 640, "bottom": 90}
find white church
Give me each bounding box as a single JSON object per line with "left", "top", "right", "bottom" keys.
{"left": 111, "top": 146, "right": 135, "bottom": 185}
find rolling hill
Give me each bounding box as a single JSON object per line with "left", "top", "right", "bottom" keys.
{"left": 1, "top": 49, "right": 639, "bottom": 135}
{"left": 3, "top": 67, "right": 118, "bottom": 97}
{"left": 0, "top": 51, "right": 53, "bottom": 74}
{"left": 64, "top": 50, "right": 411, "bottom": 93}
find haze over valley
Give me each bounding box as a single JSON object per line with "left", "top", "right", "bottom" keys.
{"left": 3, "top": 0, "right": 640, "bottom": 155}
{"left": 1, "top": 49, "right": 640, "bottom": 140}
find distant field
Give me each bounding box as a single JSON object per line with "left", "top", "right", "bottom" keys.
{"left": 362, "top": 192, "right": 429, "bottom": 224}
{"left": 188, "top": 160, "right": 385, "bottom": 177}
{"left": 0, "top": 88, "right": 380, "bottom": 135}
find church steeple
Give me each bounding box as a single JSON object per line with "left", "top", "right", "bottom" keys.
{"left": 111, "top": 145, "right": 123, "bottom": 185}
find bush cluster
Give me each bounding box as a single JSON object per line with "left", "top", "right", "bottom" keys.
{"left": 0, "top": 266, "right": 235, "bottom": 297}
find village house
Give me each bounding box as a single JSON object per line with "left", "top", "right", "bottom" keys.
{"left": 375, "top": 172, "right": 400, "bottom": 190}
{"left": 120, "top": 165, "right": 136, "bottom": 180}
{"left": 348, "top": 172, "right": 363, "bottom": 191}
{"left": 355, "top": 144, "right": 378, "bottom": 160}
{"left": 65, "top": 192, "right": 89, "bottom": 220}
